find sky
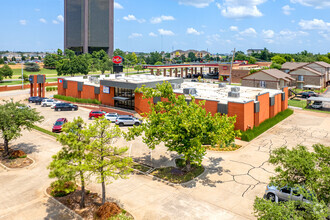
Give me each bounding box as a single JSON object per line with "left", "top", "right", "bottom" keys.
{"left": 0, "top": 0, "right": 329, "bottom": 54}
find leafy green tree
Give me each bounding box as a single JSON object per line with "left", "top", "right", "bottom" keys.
{"left": 154, "top": 61, "right": 163, "bottom": 65}
{"left": 270, "top": 63, "right": 282, "bottom": 70}
{"left": 31, "top": 56, "right": 35, "bottom": 60}
{"left": 134, "top": 65, "right": 143, "bottom": 73}
{"left": 56, "top": 59, "right": 72, "bottom": 76}
{"left": 254, "top": 144, "right": 330, "bottom": 219}
{"left": 271, "top": 55, "right": 286, "bottom": 65}
{"left": 0, "top": 64, "right": 14, "bottom": 78}
{"left": 71, "top": 55, "right": 90, "bottom": 75}
{"left": 3, "top": 56, "right": 7, "bottom": 62}
{"left": 24, "top": 62, "right": 40, "bottom": 72}
{"left": 188, "top": 52, "right": 197, "bottom": 62}
{"left": 19, "top": 73, "right": 29, "bottom": 82}
{"left": 248, "top": 56, "right": 257, "bottom": 64}
{"left": 0, "top": 100, "right": 44, "bottom": 155}
{"left": 21, "top": 55, "right": 26, "bottom": 61}
{"left": 48, "top": 117, "right": 91, "bottom": 208}
{"left": 180, "top": 54, "right": 186, "bottom": 63}
{"left": 57, "top": 49, "right": 63, "bottom": 57}
{"left": 113, "top": 49, "right": 126, "bottom": 59}
{"left": 98, "top": 57, "right": 113, "bottom": 74}
{"left": 131, "top": 52, "right": 138, "bottom": 65}
{"left": 11, "top": 56, "right": 16, "bottom": 62}
{"left": 43, "top": 54, "right": 57, "bottom": 69}
{"left": 87, "top": 118, "right": 132, "bottom": 204}
{"left": 64, "top": 49, "right": 76, "bottom": 60}
{"left": 283, "top": 54, "right": 293, "bottom": 62}
{"left": 38, "top": 56, "right": 41, "bottom": 60}
{"left": 0, "top": 58, "right": 4, "bottom": 64}
{"left": 149, "top": 51, "right": 162, "bottom": 65}
{"left": 126, "top": 82, "right": 238, "bottom": 171}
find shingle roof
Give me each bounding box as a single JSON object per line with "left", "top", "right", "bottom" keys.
{"left": 261, "top": 69, "right": 295, "bottom": 81}
{"left": 314, "top": 61, "right": 330, "bottom": 68}
{"left": 281, "top": 62, "right": 308, "bottom": 70}
{"left": 301, "top": 67, "right": 323, "bottom": 76}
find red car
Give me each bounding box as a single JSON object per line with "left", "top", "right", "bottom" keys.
{"left": 52, "top": 118, "right": 68, "bottom": 133}
{"left": 89, "top": 110, "right": 106, "bottom": 119}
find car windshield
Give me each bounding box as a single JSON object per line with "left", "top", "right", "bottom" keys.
{"left": 54, "top": 121, "right": 64, "bottom": 126}
{"left": 108, "top": 114, "right": 117, "bottom": 117}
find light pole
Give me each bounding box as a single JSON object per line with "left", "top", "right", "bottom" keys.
{"left": 21, "top": 61, "right": 24, "bottom": 89}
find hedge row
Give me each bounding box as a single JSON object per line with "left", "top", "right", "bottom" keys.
{"left": 46, "top": 86, "right": 58, "bottom": 92}
{"left": 241, "top": 108, "right": 294, "bottom": 142}
{"left": 32, "top": 125, "right": 58, "bottom": 138}
{"left": 53, "top": 94, "right": 101, "bottom": 105}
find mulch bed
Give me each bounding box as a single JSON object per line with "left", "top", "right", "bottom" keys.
{"left": 0, "top": 145, "right": 33, "bottom": 169}
{"left": 46, "top": 186, "right": 133, "bottom": 220}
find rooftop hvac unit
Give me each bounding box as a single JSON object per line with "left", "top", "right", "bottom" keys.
{"left": 231, "top": 87, "right": 240, "bottom": 92}
{"left": 228, "top": 91, "right": 240, "bottom": 98}
{"left": 183, "top": 88, "right": 197, "bottom": 95}
{"left": 218, "top": 83, "right": 226, "bottom": 88}
{"left": 171, "top": 83, "right": 181, "bottom": 89}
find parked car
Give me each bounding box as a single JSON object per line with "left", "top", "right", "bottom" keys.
{"left": 54, "top": 103, "right": 78, "bottom": 111}
{"left": 115, "top": 116, "right": 142, "bottom": 126}
{"left": 311, "top": 101, "right": 323, "bottom": 109}
{"left": 41, "top": 99, "right": 55, "bottom": 107}
{"left": 52, "top": 118, "right": 68, "bottom": 133}
{"left": 17, "top": 105, "right": 31, "bottom": 110}
{"left": 105, "top": 113, "right": 118, "bottom": 122}
{"left": 89, "top": 110, "right": 106, "bottom": 120}
{"left": 35, "top": 97, "right": 48, "bottom": 105}
{"left": 301, "top": 92, "right": 311, "bottom": 98}
{"left": 307, "top": 91, "right": 318, "bottom": 97}
{"left": 28, "top": 96, "right": 40, "bottom": 103}
{"left": 50, "top": 100, "right": 62, "bottom": 109}
{"left": 265, "top": 185, "right": 313, "bottom": 204}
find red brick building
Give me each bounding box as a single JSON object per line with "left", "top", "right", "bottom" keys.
{"left": 57, "top": 74, "right": 289, "bottom": 131}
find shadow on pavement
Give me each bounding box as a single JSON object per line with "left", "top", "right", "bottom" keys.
{"left": 11, "top": 142, "right": 40, "bottom": 154}
{"left": 44, "top": 197, "right": 80, "bottom": 220}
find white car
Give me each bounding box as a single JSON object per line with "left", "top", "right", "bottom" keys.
{"left": 105, "top": 113, "right": 118, "bottom": 122}
{"left": 311, "top": 101, "right": 322, "bottom": 109}
{"left": 50, "top": 100, "right": 62, "bottom": 109}
{"left": 41, "top": 99, "right": 56, "bottom": 107}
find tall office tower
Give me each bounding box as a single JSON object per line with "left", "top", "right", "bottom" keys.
{"left": 64, "top": 0, "right": 114, "bottom": 57}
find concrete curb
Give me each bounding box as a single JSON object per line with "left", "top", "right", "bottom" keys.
{"left": 43, "top": 187, "right": 83, "bottom": 220}
{"left": 0, "top": 155, "right": 35, "bottom": 171}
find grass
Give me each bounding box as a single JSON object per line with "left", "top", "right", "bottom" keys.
{"left": 54, "top": 94, "right": 101, "bottom": 104}
{"left": 150, "top": 159, "right": 204, "bottom": 184}
{"left": 292, "top": 88, "right": 327, "bottom": 94}
{"left": 32, "top": 125, "right": 58, "bottom": 138}
{"left": 0, "top": 78, "right": 58, "bottom": 86}
{"left": 241, "top": 109, "right": 294, "bottom": 142}
{"left": 288, "top": 99, "right": 307, "bottom": 108}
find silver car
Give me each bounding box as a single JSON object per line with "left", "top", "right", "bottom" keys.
{"left": 41, "top": 99, "right": 55, "bottom": 107}
{"left": 265, "top": 185, "right": 313, "bottom": 204}
{"left": 105, "top": 113, "right": 118, "bottom": 122}
{"left": 115, "top": 116, "right": 142, "bottom": 126}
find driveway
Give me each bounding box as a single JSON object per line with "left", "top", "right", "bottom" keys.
{"left": 0, "top": 90, "right": 329, "bottom": 219}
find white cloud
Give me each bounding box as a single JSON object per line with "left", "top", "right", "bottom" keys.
{"left": 262, "top": 29, "right": 274, "bottom": 38}
{"left": 239, "top": 28, "right": 257, "bottom": 36}
{"left": 52, "top": 20, "right": 59, "bottom": 24}
{"left": 319, "top": 31, "right": 330, "bottom": 40}
{"left": 19, "top": 20, "right": 27, "bottom": 25}
{"left": 149, "top": 32, "right": 157, "bottom": 37}
{"left": 57, "top": 15, "right": 64, "bottom": 22}
{"left": 265, "top": 39, "right": 274, "bottom": 44}
{"left": 290, "top": 0, "right": 330, "bottom": 9}
{"left": 158, "top": 29, "right": 175, "bottom": 36}
{"left": 279, "top": 30, "right": 308, "bottom": 40}
{"left": 186, "top": 27, "right": 202, "bottom": 35}
{"left": 178, "top": 0, "right": 214, "bottom": 8}
{"left": 229, "top": 26, "right": 238, "bottom": 31}
{"left": 298, "top": 19, "right": 330, "bottom": 30}
{"left": 218, "top": 0, "right": 266, "bottom": 18}
{"left": 39, "top": 18, "right": 47, "bottom": 24}
{"left": 206, "top": 34, "right": 221, "bottom": 45}
{"left": 114, "top": 2, "right": 123, "bottom": 9}
{"left": 123, "top": 14, "right": 145, "bottom": 23}
{"left": 150, "top": 15, "right": 175, "bottom": 24}
{"left": 129, "top": 33, "right": 143, "bottom": 38}
{"left": 282, "top": 5, "right": 295, "bottom": 15}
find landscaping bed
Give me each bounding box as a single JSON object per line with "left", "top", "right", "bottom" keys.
{"left": 46, "top": 186, "right": 133, "bottom": 220}
{"left": 205, "top": 144, "right": 242, "bottom": 152}
{"left": 0, "top": 146, "right": 33, "bottom": 168}
{"left": 150, "top": 158, "right": 204, "bottom": 184}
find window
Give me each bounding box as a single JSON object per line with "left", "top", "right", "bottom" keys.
{"left": 298, "top": 75, "right": 304, "bottom": 81}
{"left": 281, "top": 187, "right": 291, "bottom": 194}
{"left": 260, "top": 81, "right": 266, "bottom": 88}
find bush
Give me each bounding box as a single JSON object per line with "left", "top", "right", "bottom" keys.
{"left": 53, "top": 94, "right": 101, "bottom": 104}
{"left": 50, "top": 180, "right": 76, "bottom": 197}
{"left": 19, "top": 73, "right": 29, "bottom": 82}
{"left": 241, "top": 109, "right": 293, "bottom": 141}
{"left": 46, "top": 86, "right": 58, "bottom": 92}
{"left": 24, "top": 62, "right": 40, "bottom": 72}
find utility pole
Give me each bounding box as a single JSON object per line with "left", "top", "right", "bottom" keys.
{"left": 229, "top": 48, "right": 236, "bottom": 85}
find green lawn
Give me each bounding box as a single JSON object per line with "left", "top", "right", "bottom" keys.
{"left": 0, "top": 78, "right": 58, "bottom": 86}
{"left": 288, "top": 99, "right": 307, "bottom": 108}
{"left": 292, "top": 88, "right": 327, "bottom": 94}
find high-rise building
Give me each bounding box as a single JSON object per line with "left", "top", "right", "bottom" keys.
{"left": 64, "top": 0, "right": 114, "bottom": 57}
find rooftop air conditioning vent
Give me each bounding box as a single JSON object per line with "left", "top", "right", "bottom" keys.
{"left": 218, "top": 83, "right": 226, "bottom": 88}
{"left": 183, "top": 88, "right": 197, "bottom": 95}
{"left": 171, "top": 83, "right": 181, "bottom": 89}
{"left": 231, "top": 87, "right": 240, "bottom": 92}
{"left": 228, "top": 91, "right": 240, "bottom": 98}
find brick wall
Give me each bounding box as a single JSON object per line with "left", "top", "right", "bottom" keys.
{"left": 81, "top": 85, "right": 97, "bottom": 100}
{"left": 135, "top": 92, "right": 152, "bottom": 114}
{"left": 257, "top": 92, "right": 270, "bottom": 124}
{"left": 291, "top": 75, "right": 324, "bottom": 88}
{"left": 274, "top": 93, "right": 282, "bottom": 116}
{"left": 0, "top": 82, "right": 57, "bottom": 92}
{"left": 231, "top": 70, "right": 250, "bottom": 83}
{"left": 282, "top": 87, "right": 288, "bottom": 111}
{"left": 195, "top": 99, "right": 218, "bottom": 115}
{"left": 66, "top": 81, "right": 79, "bottom": 98}
{"left": 242, "top": 79, "right": 279, "bottom": 89}
{"left": 57, "top": 78, "right": 65, "bottom": 96}
{"left": 100, "top": 86, "right": 115, "bottom": 106}
{"left": 228, "top": 101, "right": 254, "bottom": 131}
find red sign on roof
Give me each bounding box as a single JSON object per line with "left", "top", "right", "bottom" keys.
{"left": 112, "top": 56, "right": 123, "bottom": 64}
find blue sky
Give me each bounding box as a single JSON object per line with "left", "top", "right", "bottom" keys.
{"left": 0, "top": 0, "right": 329, "bottom": 54}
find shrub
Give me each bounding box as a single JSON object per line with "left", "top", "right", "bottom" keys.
{"left": 241, "top": 109, "right": 293, "bottom": 141}
{"left": 24, "top": 62, "right": 40, "bottom": 72}
{"left": 46, "top": 86, "right": 58, "bottom": 92}
{"left": 19, "top": 73, "right": 29, "bottom": 82}
{"left": 53, "top": 94, "right": 101, "bottom": 105}
{"left": 50, "top": 180, "right": 76, "bottom": 197}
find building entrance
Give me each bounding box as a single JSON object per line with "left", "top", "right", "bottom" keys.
{"left": 114, "top": 88, "right": 135, "bottom": 110}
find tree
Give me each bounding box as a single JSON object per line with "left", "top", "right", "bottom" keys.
{"left": 64, "top": 49, "right": 76, "bottom": 60}
{"left": 270, "top": 63, "right": 282, "bottom": 70}
{"left": 31, "top": 56, "right": 35, "bottom": 60}
{"left": 57, "top": 49, "right": 63, "bottom": 57}
{"left": 113, "top": 49, "right": 126, "bottom": 59}
{"left": 134, "top": 65, "right": 143, "bottom": 73}
{"left": 11, "top": 56, "right": 16, "bottom": 62}
{"left": 0, "top": 64, "right": 14, "bottom": 78}
{"left": 149, "top": 51, "right": 162, "bottom": 65}
{"left": 126, "top": 82, "right": 239, "bottom": 171}
{"left": 0, "top": 100, "right": 44, "bottom": 155}
{"left": 43, "top": 54, "right": 57, "bottom": 69}
{"left": 0, "top": 58, "right": 4, "bottom": 64}
{"left": 131, "top": 52, "right": 138, "bottom": 65}
{"left": 98, "top": 57, "right": 113, "bottom": 74}
{"left": 19, "top": 73, "right": 29, "bottom": 82}
{"left": 154, "top": 61, "right": 163, "bottom": 65}
{"left": 188, "top": 52, "right": 197, "bottom": 62}
{"left": 254, "top": 144, "right": 329, "bottom": 219}
{"left": 3, "top": 56, "right": 7, "bottom": 62}
{"left": 271, "top": 55, "right": 286, "bottom": 65}
{"left": 38, "top": 56, "right": 41, "bottom": 60}
{"left": 21, "top": 56, "right": 26, "bottom": 61}
{"left": 248, "top": 56, "right": 257, "bottom": 64}
{"left": 87, "top": 118, "right": 132, "bottom": 204}
{"left": 56, "top": 59, "right": 72, "bottom": 76}
{"left": 48, "top": 117, "right": 91, "bottom": 208}
{"left": 24, "top": 62, "right": 40, "bottom": 72}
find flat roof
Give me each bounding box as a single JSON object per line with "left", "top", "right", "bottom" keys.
{"left": 308, "top": 97, "right": 330, "bottom": 102}
{"left": 173, "top": 82, "right": 283, "bottom": 104}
